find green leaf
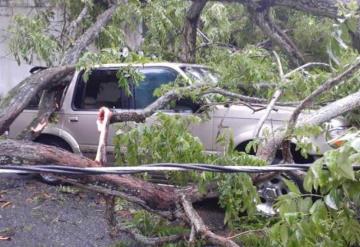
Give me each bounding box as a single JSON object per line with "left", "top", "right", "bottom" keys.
{"left": 299, "top": 197, "right": 312, "bottom": 213}
{"left": 283, "top": 178, "right": 301, "bottom": 194}
{"left": 346, "top": 17, "right": 358, "bottom": 33}
{"left": 303, "top": 172, "right": 314, "bottom": 192}
{"left": 280, "top": 224, "right": 289, "bottom": 245}
{"left": 310, "top": 200, "right": 327, "bottom": 219}
{"left": 324, "top": 191, "right": 339, "bottom": 210}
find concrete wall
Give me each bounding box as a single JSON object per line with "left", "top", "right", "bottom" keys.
{"left": 0, "top": 0, "right": 48, "bottom": 95}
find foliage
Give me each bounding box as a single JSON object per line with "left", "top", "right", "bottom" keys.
{"left": 270, "top": 131, "right": 360, "bottom": 247}
{"left": 115, "top": 113, "right": 264, "bottom": 226}
{"left": 6, "top": 0, "right": 360, "bottom": 246}
{"left": 114, "top": 113, "right": 204, "bottom": 184}
{"left": 114, "top": 209, "right": 190, "bottom": 247}
{"left": 8, "top": 13, "right": 59, "bottom": 65}
{"left": 291, "top": 125, "right": 324, "bottom": 158}
{"left": 141, "top": 0, "right": 188, "bottom": 60}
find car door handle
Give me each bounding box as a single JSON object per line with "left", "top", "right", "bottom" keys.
{"left": 69, "top": 116, "right": 79, "bottom": 123}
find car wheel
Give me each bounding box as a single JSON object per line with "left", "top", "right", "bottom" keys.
{"left": 34, "top": 136, "right": 73, "bottom": 185}
{"left": 256, "top": 173, "right": 304, "bottom": 216}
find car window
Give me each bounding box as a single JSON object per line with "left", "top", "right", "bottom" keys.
{"left": 134, "top": 67, "right": 178, "bottom": 109}
{"left": 26, "top": 91, "right": 42, "bottom": 109}
{"left": 73, "top": 67, "right": 178, "bottom": 110}
{"left": 26, "top": 87, "right": 65, "bottom": 110}
{"left": 181, "top": 66, "right": 219, "bottom": 84}
{"left": 73, "top": 69, "right": 134, "bottom": 110}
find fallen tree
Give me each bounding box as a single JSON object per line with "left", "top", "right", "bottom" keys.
{"left": 1, "top": 1, "right": 360, "bottom": 246}
{"left": 1, "top": 58, "right": 360, "bottom": 246}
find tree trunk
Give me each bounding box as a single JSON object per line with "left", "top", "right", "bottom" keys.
{"left": 20, "top": 4, "right": 118, "bottom": 141}
{"left": 0, "top": 139, "right": 179, "bottom": 211}
{"left": 0, "top": 66, "right": 74, "bottom": 136}
{"left": 180, "top": 0, "right": 208, "bottom": 63}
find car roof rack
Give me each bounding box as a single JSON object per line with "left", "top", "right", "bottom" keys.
{"left": 30, "top": 66, "right": 48, "bottom": 74}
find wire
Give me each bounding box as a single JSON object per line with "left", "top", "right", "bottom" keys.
{"left": 2, "top": 163, "right": 359, "bottom": 176}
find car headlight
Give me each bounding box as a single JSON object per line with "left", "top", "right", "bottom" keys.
{"left": 325, "top": 118, "right": 350, "bottom": 148}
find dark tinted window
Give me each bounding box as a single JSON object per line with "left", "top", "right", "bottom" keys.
{"left": 134, "top": 67, "right": 177, "bottom": 109}
{"left": 26, "top": 91, "right": 42, "bottom": 109}
{"left": 73, "top": 67, "right": 178, "bottom": 110}
{"left": 26, "top": 85, "right": 66, "bottom": 110}
{"left": 73, "top": 69, "right": 133, "bottom": 110}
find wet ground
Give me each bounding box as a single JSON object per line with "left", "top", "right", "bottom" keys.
{"left": 0, "top": 175, "right": 135, "bottom": 247}
{"left": 0, "top": 175, "right": 227, "bottom": 247}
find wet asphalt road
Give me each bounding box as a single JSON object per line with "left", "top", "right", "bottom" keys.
{"left": 0, "top": 175, "right": 133, "bottom": 247}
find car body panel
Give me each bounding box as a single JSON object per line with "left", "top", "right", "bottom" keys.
{"left": 8, "top": 62, "right": 333, "bottom": 158}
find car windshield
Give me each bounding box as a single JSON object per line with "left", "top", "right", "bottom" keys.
{"left": 181, "top": 66, "right": 219, "bottom": 84}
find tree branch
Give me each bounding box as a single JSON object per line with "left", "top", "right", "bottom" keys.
{"left": 0, "top": 66, "right": 75, "bottom": 136}
{"left": 61, "top": 5, "right": 117, "bottom": 65}
{"left": 180, "top": 0, "right": 208, "bottom": 63}
{"left": 67, "top": 5, "right": 89, "bottom": 40}
{"left": 19, "top": 4, "right": 118, "bottom": 140}
{"left": 181, "top": 195, "right": 241, "bottom": 247}
{"left": 256, "top": 57, "right": 360, "bottom": 163}
{"left": 110, "top": 83, "right": 206, "bottom": 123}
{"left": 253, "top": 51, "right": 285, "bottom": 137}
{"left": 248, "top": 6, "right": 305, "bottom": 65}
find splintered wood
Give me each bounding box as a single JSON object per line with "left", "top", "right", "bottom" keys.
{"left": 95, "top": 107, "right": 112, "bottom": 165}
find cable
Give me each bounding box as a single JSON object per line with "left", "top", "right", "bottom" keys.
{"left": 2, "top": 163, "right": 359, "bottom": 176}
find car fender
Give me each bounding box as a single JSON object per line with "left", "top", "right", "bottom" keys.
{"left": 233, "top": 130, "right": 256, "bottom": 148}
{"left": 41, "top": 126, "right": 82, "bottom": 154}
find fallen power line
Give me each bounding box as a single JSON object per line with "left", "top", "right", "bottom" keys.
{"left": 1, "top": 163, "right": 360, "bottom": 176}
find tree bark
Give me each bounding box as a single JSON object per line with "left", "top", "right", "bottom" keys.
{"left": 256, "top": 57, "right": 360, "bottom": 163}
{"left": 0, "top": 66, "right": 75, "bottom": 136}
{"left": 181, "top": 195, "right": 241, "bottom": 247}
{"left": 67, "top": 5, "right": 89, "bottom": 40}
{"left": 16, "top": 87, "right": 64, "bottom": 141}
{"left": 61, "top": 5, "right": 117, "bottom": 65}
{"left": 20, "top": 4, "right": 118, "bottom": 141}
{"left": 180, "top": 0, "right": 208, "bottom": 63}
{"left": 0, "top": 139, "right": 179, "bottom": 211}
{"left": 248, "top": 5, "right": 305, "bottom": 65}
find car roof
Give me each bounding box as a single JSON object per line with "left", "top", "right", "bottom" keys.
{"left": 91, "top": 62, "right": 208, "bottom": 69}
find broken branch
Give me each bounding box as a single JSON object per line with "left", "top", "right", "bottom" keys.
{"left": 181, "top": 195, "right": 241, "bottom": 247}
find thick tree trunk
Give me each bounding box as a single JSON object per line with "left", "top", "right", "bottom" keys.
{"left": 0, "top": 139, "right": 179, "bottom": 211}
{"left": 0, "top": 66, "right": 75, "bottom": 136}
{"left": 180, "top": 0, "right": 208, "bottom": 63}
{"left": 16, "top": 87, "right": 64, "bottom": 141}
{"left": 20, "top": 4, "right": 118, "bottom": 141}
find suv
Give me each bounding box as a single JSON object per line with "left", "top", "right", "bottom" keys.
{"left": 9, "top": 63, "right": 347, "bottom": 162}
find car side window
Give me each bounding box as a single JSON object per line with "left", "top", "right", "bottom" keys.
{"left": 134, "top": 67, "right": 178, "bottom": 109}
{"left": 26, "top": 91, "right": 42, "bottom": 109}
{"left": 73, "top": 69, "right": 134, "bottom": 110}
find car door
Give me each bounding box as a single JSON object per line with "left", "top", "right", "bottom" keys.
{"left": 62, "top": 68, "right": 134, "bottom": 159}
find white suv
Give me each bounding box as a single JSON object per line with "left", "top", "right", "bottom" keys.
{"left": 9, "top": 63, "right": 347, "bottom": 163}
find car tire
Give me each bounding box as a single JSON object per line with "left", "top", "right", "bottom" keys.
{"left": 256, "top": 173, "right": 304, "bottom": 216}
{"left": 34, "top": 136, "right": 73, "bottom": 185}
{"left": 236, "top": 141, "right": 308, "bottom": 215}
